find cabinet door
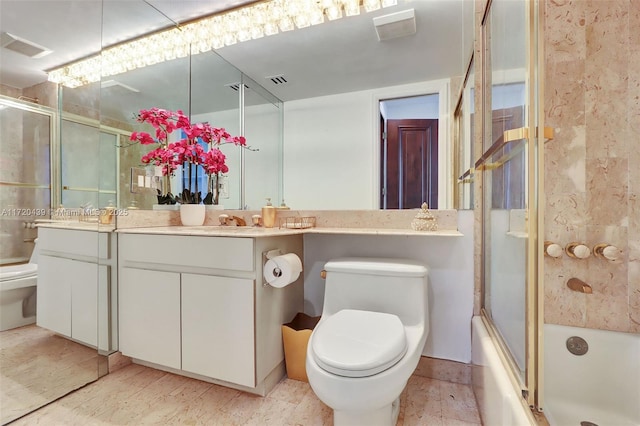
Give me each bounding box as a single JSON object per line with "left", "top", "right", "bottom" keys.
{"left": 37, "top": 255, "right": 98, "bottom": 345}
{"left": 71, "top": 262, "right": 99, "bottom": 347}
{"left": 37, "top": 255, "right": 72, "bottom": 337}
{"left": 182, "top": 273, "right": 255, "bottom": 387}
{"left": 119, "top": 268, "right": 181, "bottom": 369}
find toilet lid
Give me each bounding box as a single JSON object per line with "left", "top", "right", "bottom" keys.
{"left": 311, "top": 309, "right": 407, "bottom": 378}
{"left": 0, "top": 264, "right": 37, "bottom": 282}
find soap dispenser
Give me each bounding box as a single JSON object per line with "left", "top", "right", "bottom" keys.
{"left": 262, "top": 198, "right": 277, "bottom": 228}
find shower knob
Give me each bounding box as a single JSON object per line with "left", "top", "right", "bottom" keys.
{"left": 566, "top": 242, "right": 591, "bottom": 259}
{"left": 593, "top": 244, "right": 621, "bottom": 261}
{"left": 544, "top": 241, "right": 563, "bottom": 258}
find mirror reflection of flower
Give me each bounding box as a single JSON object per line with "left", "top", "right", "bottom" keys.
{"left": 129, "top": 108, "right": 251, "bottom": 205}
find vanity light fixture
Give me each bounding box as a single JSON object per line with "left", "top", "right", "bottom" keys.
{"left": 47, "top": 0, "right": 398, "bottom": 88}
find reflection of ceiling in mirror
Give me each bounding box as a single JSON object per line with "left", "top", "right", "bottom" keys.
{"left": 216, "top": 0, "right": 466, "bottom": 102}
{"left": 100, "top": 52, "right": 244, "bottom": 122}
{"left": 4, "top": 0, "right": 472, "bottom": 124}
{"left": 100, "top": 0, "right": 468, "bottom": 121}
{"left": 103, "top": 0, "right": 468, "bottom": 123}
{"left": 0, "top": 0, "right": 258, "bottom": 89}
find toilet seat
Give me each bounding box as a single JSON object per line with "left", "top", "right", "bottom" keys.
{"left": 311, "top": 309, "right": 407, "bottom": 378}
{"left": 0, "top": 264, "right": 37, "bottom": 282}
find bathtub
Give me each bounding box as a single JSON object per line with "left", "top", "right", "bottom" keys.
{"left": 471, "top": 316, "right": 534, "bottom": 426}
{"left": 544, "top": 323, "right": 640, "bottom": 426}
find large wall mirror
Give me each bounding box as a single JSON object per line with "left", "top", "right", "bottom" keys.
{"left": 0, "top": 2, "right": 104, "bottom": 423}
{"left": 96, "top": 0, "right": 475, "bottom": 211}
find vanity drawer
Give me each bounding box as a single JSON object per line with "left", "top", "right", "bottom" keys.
{"left": 119, "top": 234, "right": 254, "bottom": 271}
{"left": 39, "top": 227, "right": 100, "bottom": 258}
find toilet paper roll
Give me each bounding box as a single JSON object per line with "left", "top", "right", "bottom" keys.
{"left": 264, "top": 253, "right": 302, "bottom": 288}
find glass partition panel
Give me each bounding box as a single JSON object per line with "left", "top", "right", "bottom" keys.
{"left": 104, "top": 55, "right": 192, "bottom": 210}
{"left": 190, "top": 51, "right": 242, "bottom": 209}
{"left": 0, "top": 1, "right": 102, "bottom": 421}
{"left": 455, "top": 58, "right": 475, "bottom": 210}
{"left": 481, "top": 0, "right": 528, "bottom": 385}
{"left": 60, "top": 118, "right": 101, "bottom": 208}
{"left": 243, "top": 75, "right": 283, "bottom": 210}
{"left": 0, "top": 100, "right": 51, "bottom": 265}
{"left": 0, "top": 98, "right": 56, "bottom": 425}
{"left": 98, "top": 131, "right": 118, "bottom": 208}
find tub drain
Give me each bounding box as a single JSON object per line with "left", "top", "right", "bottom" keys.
{"left": 566, "top": 336, "right": 588, "bottom": 355}
{"left": 580, "top": 421, "right": 599, "bottom": 426}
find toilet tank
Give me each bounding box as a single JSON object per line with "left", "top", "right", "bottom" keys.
{"left": 322, "top": 257, "right": 428, "bottom": 326}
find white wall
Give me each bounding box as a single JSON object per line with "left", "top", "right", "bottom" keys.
{"left": 283, "top": 79, "right": 451, "bottom": 210}
{"left": 302, "top": 210, "right": 474, "bottom": 363}
{"left": 244, "top": 103, "right": 281, "bottom": 210}
{"left": 381, "top": 94, "right": 439, "bottom": 120}
{"left": 284, "top": 90, "right": 373, "bottom": 209}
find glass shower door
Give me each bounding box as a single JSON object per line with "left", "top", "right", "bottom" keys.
{"left": 0, "top": 98, "right": 52, "bottom": 266}
{"left": 480, "top": 0, "right": 536, "bottom": 401}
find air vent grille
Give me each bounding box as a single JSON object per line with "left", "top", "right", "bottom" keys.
{"left": 266, "top": 75, "right": 288, "bottom": 85}
{"left": 0, "top": 32, "right": 52, "bottom": 58}
{"left": 226, "top": 82, "right": 250, "bottom": 92}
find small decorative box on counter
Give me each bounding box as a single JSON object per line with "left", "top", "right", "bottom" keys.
{"left": 279, "top": 216, "right": 316, "bottom": 229}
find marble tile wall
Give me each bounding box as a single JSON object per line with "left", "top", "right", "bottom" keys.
{"left": 543, "top": 0, "right": 639, "bottom": 333}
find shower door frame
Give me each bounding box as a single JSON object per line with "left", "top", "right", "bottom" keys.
{"left": 0, "top": 95, "right": 60, "bottom": 215}
{"left": 478, "top": 0, "right": 547, "bottom": 413}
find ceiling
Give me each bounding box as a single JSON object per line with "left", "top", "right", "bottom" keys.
{"left": 0, "top": 0, "right": 472, "bottom": 107}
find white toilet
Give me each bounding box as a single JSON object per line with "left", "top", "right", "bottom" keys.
{"left": 306, "top": 257, "right": 429, "bottom": 426}
{"left": 0, "top": 239, "right": 38, "bottom": 331}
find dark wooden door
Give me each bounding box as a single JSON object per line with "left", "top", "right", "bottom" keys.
{"left": 384, "top": 119, "right": 438, "bottom": 209}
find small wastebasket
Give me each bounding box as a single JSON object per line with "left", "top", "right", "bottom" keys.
{"left": 282, "top": 312, "right": 320, "bottom": 382}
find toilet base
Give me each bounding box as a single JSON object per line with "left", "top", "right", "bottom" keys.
{"left": 333, "top": 396, "right": 400, "bottom": 426}
{"left": 0, "top": 286, "right": 37, "bottom": 332}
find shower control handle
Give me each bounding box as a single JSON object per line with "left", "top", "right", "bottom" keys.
{"left": 593, "top": 243, "right": 621, "bottom": 261}
{"left": 544, "top": 241, "right": 563, "bottom": 258}
{"left": 566, "top": 242, "right": 591, "bottom": 259}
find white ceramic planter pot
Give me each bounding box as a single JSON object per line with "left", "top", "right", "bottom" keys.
{"left": 179, "top": 204, "right": 205, "bottom": 226}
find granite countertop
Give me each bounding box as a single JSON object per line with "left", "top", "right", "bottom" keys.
{"left": 35, "top": 220, "right": 116, "bottom": 232}
{"left": 114, "top": 225, "right": 463, "bottom": 238}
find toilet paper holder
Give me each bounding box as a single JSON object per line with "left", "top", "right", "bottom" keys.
{"left": 262, "top": 249, "right": 283, "bottom": 287}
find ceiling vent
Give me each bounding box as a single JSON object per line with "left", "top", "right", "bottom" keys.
{"left": 0, "top": 32, "right": 52, "bottom": 58}
{"left": 265, "top": 74, "right": 288, "bottom": 85}
{"left": 226, "top": 82, "right": 250, "bottom": 92}
{"left": 373, "top": 9, "right": 416, "bottom": 41}
{"left": 101, "top": 80, "right": 140, "bottom": 93}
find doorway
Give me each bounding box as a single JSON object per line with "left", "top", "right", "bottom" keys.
{"left": 379, "top": 94, "right": 439, "bottom": 209}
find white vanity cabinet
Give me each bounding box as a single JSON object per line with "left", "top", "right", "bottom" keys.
{"left": 181, "top": 273, "right": 254, "bottom": 386}
{"left": 117, "top": 232, "right": 303, "bottom": 395}
{"left": 37, "top": 226, "right": 116, "bottom": 349}
{"left": 118, "top": 268, "right": 181, "bottom": 369}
